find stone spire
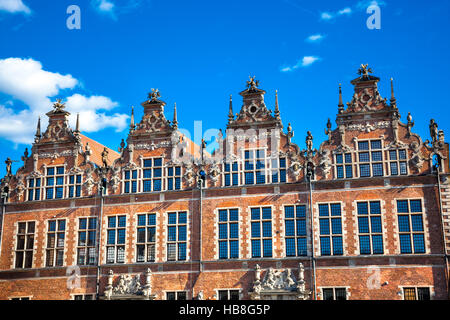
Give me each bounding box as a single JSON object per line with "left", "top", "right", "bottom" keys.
{"left": 34, "top": 117, "right": 41, "bottom": 142}
{"left": 338, "top": 83, "right": 344, "bottom": 114}
{"left": 274, "top": 90, "right": 280, "bottom": 119}
{"left": 74, "top": 113, "right": 80, "bottom": 133}
{"left": 228, "top": 95, "right": 234, "bottom": 123}
{"left": 390, "top": 78, "right": 397, "bottom": 107}
{"left": 172, "top": 103, "right": 178, "bottom": 130}
{"left": 129, "top": 106, "right": 135, "bottom": 132}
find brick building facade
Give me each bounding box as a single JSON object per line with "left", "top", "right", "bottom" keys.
{"left": 0, "top": 65, "right": 449, "bottom": 300}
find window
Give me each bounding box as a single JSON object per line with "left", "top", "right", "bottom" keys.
{"left": 244, "top": 149, "right": 266, "bottom": 185}
{"left": 106, "top": 215, "right": 126, "bottom": 264}
{"left": 73, "top": 294, "right": 95, "bottom": 300}
{"left": 10, "top": 297, "right": 31, "bottom": 300}
{"left": 357, "top": 201, "right": 383, "bottom": 255}
{"left": 77, "top": 217, "right": 97, "bottom": 265}
{"left": 358, "top": 140, "right": 384, "bottom": 178}
{"left": 218, "top": 208, "right": 239, "bottom": 259}
{"left": 15, "top": 221, "right": 35, "bottom": 268}
{"left": 224, "top": 161, "right": 239, "bottom": 186}
{"left": 45, "top": 166, "right": 65, "bottom": 199}
{"left": 271, "top": 157, "right": 287, "bottom": 183}
{"left": 335, "top": 153, "right": 353, "bottom": 179}
{"left": 251, "top": 207, "right": 272, "bottom": 258}
{"left": 136, "top": 213, "right": 156, "bottom": 262}
{"left": 142, "top": 158, "right": 163, "bottom": 192}
{"left": 389, "top": 149, "right": 408, "bottom": 176}
{"left": 68, "top": 174, "right": 82, "bottom": 198}
{"left": 166, "top": 291, "right": 187, "bottom": 300}
{"left": 397, "top": 200, "right": 426, "bottom": 254}
{"left": 46, "top": 219, "right": 66, "bottom": 267}
{"left": 27, "top": 177, "right": 41, "bottom": 201}
{"left": 284, "top": 205, "right": 307, "bottom": 257}
{"left": 218, "top": 290, "right": 240, "bottom": 300}
{"left": 167, "top": 211, "right": 187, "bottom": 261}
{"left": 123, "top": 169, "right": 138, "bottom": 193}
{"left": 167, "top": 166, "right": 182, "bottom": 191}
{"left": 319, "top": 203, "right": 343, "bottom": 256}
{"left": 322, "top": 288, "right": 347, "bottom": 300}
{"left": 403, "top": 287, "right": 431, "bottom": 300}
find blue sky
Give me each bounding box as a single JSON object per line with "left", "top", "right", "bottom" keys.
{"left": 0, "top": 0, "right": 449, "bottom": 176}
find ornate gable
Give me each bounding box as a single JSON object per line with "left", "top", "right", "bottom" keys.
{"left": 227, "top": 77, "right": 282, "bottom": 130}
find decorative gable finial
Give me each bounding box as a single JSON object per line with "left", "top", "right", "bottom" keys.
{"left": 228, "top": 95, "right": 234, "bottom": 123}
{"left": 129, "top": 106, "right": 135, "bottom": 132}
{"left": 246, "top": 76, "right": 260, "bottom": 91}
{"left": 148, "top": 88, "right": 161, "bottom": 102}
{"left": 338, "top": 83, "right": 344, "bottom": 114}
{"left": 172, "top": 103, "right": 178, "bottom": 130}
{"left": 74, "top": 113, "right": 80, "bottom": 134}
{"left": 390, "top": 78, "right": 397, "bottom": 107}
{"left": 52, "top": 98, "right": 66, "bottom": 112}
{"left": 358, "top": 64, "right": 373, "bottom": 79}
{"left": 274, "top": 90, "right": 280, "bottom": 119}
{"left": 35, "top": 117, "right": 41, "bottom": 142}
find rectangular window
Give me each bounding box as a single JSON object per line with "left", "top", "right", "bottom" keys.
{"left": 167, "top": 211, "right": 187, "bottom": 261}
{"left": 167, "top": 166, "right": 182, "bottom": 191}
{"left": 224, "top": 162, "right": 239, "bottom": 186}
{"left": 27, "top": 178, "right": 41, "bottom": 201}
{"left": 335, "top": 153, "right": 353, "bottom": 179}
{"left": 244, "top": 149, "right": 266, "bottom": 185}
{"left": 136, "top": 213, "right": 156, "bottom": 262}
{"left": 322, "top": 288, "right": 347, "bottom": 300}
{"left": 68, "top": 174, "right": 82, "bottom": 198}
{"left": 46, "top": 219, "right": 66, "bottom": 267}
{"left": 251, "top": 207, "right": 272, "bottom": 258}
{"left": 166, "top": 291, "right": 187, "bottom": 300}
{"left": 357, "top": 140, "right": 384, "bottom": 178}
{"left": 123, "top": 169, "right": 138, "bottom": 193}
{"left": 357, "top": 201, "right": 384, "bottom": 255}
{"left": 389, "top": 149, "right": 408, "bottom": 176}
{"left": 319, "top": 203, "right": 343, "bottom": 256}
{"left": 15, "top": 221, "right": 35, "bottom": 269}
{"left": 77, "top": 217, "right": 97, "bottom": 265}
{"left": 106, "top": 215, "right": 126, "bottom": 264}
{"left": 142, "top": 158, "right": 164, "bottom": 192}
{"left": 218, "top": 290, "right": 240, "bottom": 300}
{"left": 45, "top": 166, "right": 65, "bottom": 199}
{"left": 218, "top": 208, "right": 239, "bottom": 259}
{"left": 397, "top": 200, "right": 426, "bottom": 254}
{"left": 284, "top": 205, "right": 307, "bottom": 257}
{"left": 271, "top": 157, "right": 287, "bottom": 183}
{"left": 73, "top": 294, "right": 95, "bottom": 300}
{"left": 403, "top": 287, "right": 431, "bottom": 300}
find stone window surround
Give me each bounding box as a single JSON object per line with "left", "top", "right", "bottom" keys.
{"left": 42, "top": 218, "right": 68, "bottom": 268}
{"left": 12, "top": 220, "right": 38, "bottom": 269}
{"left": 333, "top": 137, "right": 410, "bottom": 180}
{"left": 398, "top": 285, "right": 434, "bottom": 300}
{"left": 317, "top": 286, "right": 351, "bottom": 300}
{"left": 393, "top": 197, "right": 430, "bottom": 255}
{"left": 247, "top": 205, "right": 276, "bottom": 259}
{"left": 222, "top": 147, "right": 288, "bottom": 187}
{"left": 26, "top": 163, "right": 84, "bottom": 201}
{"left": 313, "top": 201, "right": 347, "bottom": 257}
{"left": 105, "top": 215, "right": 127, "bottom": 264}
{"left": 213, "top": 207, "right": 242, "bottom": 260}
{"left": 214, "top": 288, "right": 243, "bottom": 300}
{"left": 281, "top": 203, "right": 309, "bottom": 258}
{"left": 121, "top": 156, "right": 184, "bottom": 194}
{"left": 162, "top": 210, "right": 190, "bottom": 263}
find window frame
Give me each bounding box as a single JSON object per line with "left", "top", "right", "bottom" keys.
{"left": 250, "top": 206, "right": 273, "bottom": 258}
{"left": 45, "top": 219, "right": 66, "bottom": 267}
{"left": 77, "top": 217, "right": 98, "bottom": 266}
{"left": 14, "top": 221, "right": 36, "bottom": 269}
{"left": 106, "top": 215, "right": 127, "bottom": 264}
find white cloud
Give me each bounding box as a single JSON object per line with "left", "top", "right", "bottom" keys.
{"left": 320, "top": 6, "right": 353, "bottom": 21}
{"left": 0, "top": 57, "right": 128, "bottom": 145}
{"left": 0, "top": 0, "right": 31, "bottom": 15}
{"left": 280, "top": 56, "right": 320, "bottom": 72}
{"left": 356, "top": 0, "right": 386, "bottom": 10}
{"left": 306, "top": 34, "right": 325, "bottom": 43}
{"left": 92, "top": 0, "right": 146, "bottom": 20}
{"left": 320, "top": 12, "right": 334, "bottom": 20}
{"left": 97, "top": 0, "right": 114, "bottom": 12}
{"left": 338, "top": 7, "right": 352, "bottom": 15}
